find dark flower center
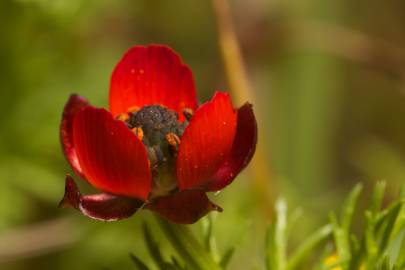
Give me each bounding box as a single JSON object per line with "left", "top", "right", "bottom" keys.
{"left": 128, "top": 105, "right": 184, "bottom": 148}
{"left": 122, "top": 105, "right": 192, "bottom": 199}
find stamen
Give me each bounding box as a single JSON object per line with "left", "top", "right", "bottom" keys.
{"left": 128, "top": 106, "right": 140, "bottom": 113}
{"left": 132, "top": 127, "right": 144, "bottom": 141}
{"left": 166, "top": 133, "right": 181, "bottom": 148}
{"left": 183, "top": 108, "right": 194, "bottom": 121}
{"left": 116, "top": 113, "right": 130, "bottom": 122}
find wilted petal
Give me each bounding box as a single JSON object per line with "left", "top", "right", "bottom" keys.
{"left": 207, "top": 103, "right": 257, "bottom": 191}
{"left": 109, "top": 45, "right": 197, "bottom": 121}
{"left": 59, "top": 175, "right": 143, "bottom": 221}
{"left": 60, "top": 94, "right": 89, "bottom": 179}
{"left": 73, "top": 106, "right": 152, "bottom": 200}
{"left": 147, "top": 190, "right": 222, "bottom": 224}
{"left": 176, "top": 92, "right": 237, "bottom": 190}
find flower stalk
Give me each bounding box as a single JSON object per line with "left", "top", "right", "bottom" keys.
{"left": 156, "top": 217, "right": 223, "bottom": 270}
{"left": 211, "top": 0, "right": 276, "bottom": 215}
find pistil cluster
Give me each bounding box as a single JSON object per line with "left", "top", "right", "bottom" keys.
{"left": 117, "top": 105, "right": 192, "bottom": 198}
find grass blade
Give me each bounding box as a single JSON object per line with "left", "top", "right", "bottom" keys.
{"left": 286, "top": 225, "right": 332, "bottom": 270}
{"left": 378, "top": 202, "right": 402, "bottom": 254}
{"left": 370, "top": 181, "right": 386, "bottom": 216}
{"left": 364, "top": 211, "right": 378, "bottom": 268}
{"left": 395, "top": 229, "right": 405, "bottom": 268}
{"left": 142, "top": 223, "right": 167, "bottom": 269}
{"left": 201, "top": 214, "right": 219, "bottom": 261}
{"left": 266, "top": 198, "right": 287, "bottom": 270}
{"left": 219, "top": 247, "right": 235, "bottom": 269}
{"left": 341, "top": 184, "right": 363, "bottom": 232}
{"left": 130, "top": 253, "right": 151, "bottom": 270}
{"left": 330, "top": 213, "right": 350, "bottom": 266}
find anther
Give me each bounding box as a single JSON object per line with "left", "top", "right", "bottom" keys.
{"left": 128, "top": 106, "right": 140, "bottom": 113}
{"left": 116, "top": 113, "right": 129, "bottom": 122}
{"left": 132, "top": 127, "right": 144, "bottom": 141}
{"left": 183, "top": 108, "right": 194, "bottom": 121}
{"left": 166, "top": 132, "right": 181, "bottom": 148}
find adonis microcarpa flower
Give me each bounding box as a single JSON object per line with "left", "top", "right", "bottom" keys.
{"left": 59, "top": 45, "right": 257, "bottom": 224}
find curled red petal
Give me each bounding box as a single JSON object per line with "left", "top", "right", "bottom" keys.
{"left": 59, "top": 175, "right": 143, "bottom": 221}
{"left": 60, "top": 94, "right": 89, "bottom": 179}
{"left": 206, "top": 103, "right": 258, "bottom": 191}
{"left": 147, "top": 190, "right": 222, "bottom": 224}
{"left": 109, "top": 45, "right": 197, "bottom": 121}
{"left": 176, "top": 92, "right": 237, "bottom": 190}
{"left": 73, "top": 106, "right": 151, "bottom": 200}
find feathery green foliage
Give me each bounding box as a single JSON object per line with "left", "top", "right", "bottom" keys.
{"left": 132, "top": 182, "right": 404, "bottom": 270}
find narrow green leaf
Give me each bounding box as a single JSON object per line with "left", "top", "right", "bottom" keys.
{"left": 286, "top": 224, "right": 332, "bottom": 270}
{"left": 375, "top": 201, "right": 402, "bottom": 233}
{"left": 391, "top": 200, "right": 405, "bottom": 242}
{"left": 347, "top": 234, "right": 364, "bottom": 270}
{"left": 143, "top": 223, "right": 167, "bottom": 269}
{"left": 276, "top": 199, "right": 288, "bottom": 270}
{"left": 349, "top": 182, "right": 385, "bottom": 270}
{"left": 201, "top": 214, "right": 219, "bottom": 262}
{"left": 378, "top": 202, "right": 402, "bottom": 254}
{"left": 160, "top": 262, "right": 180, "bottom": 270}
{"left": 370, "top": 181, "right": 386, "bottom": 216}
{"left": 201, "top": 215, "right": 213, "bottom": 252}
{"left": 376, "top": 199, "right": 405, "bottom": 243}
{"left": 364, "top": 211, "right": 378, "bottom": 268}
{"left": 219, "top": 247, "right": 235, "bottom": 269}
{"left": 171, "top": 255, "right": 184, "bottom": 269}
{"left": 156, "top": 217, "right": 222, "bottom": 270}
{"left": 330, "top": 213, "right": 350, "bottom": 265}
{"left": 396, "top": 229, "right": 405, "bottom": 268}
{"left": 341, "top": 184, "right": 363, "bottom": 232}
{"left": 266, "top": 198, "right": 288, "bottom": 270}
{"left": 130, "top": 253, "right": 151, "bottom": 270}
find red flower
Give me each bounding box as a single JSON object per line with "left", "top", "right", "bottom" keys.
{"left": 59, "top": 45, "right": 257, "bottom": 224}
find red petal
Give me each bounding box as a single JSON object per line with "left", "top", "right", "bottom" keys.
{"left": 60, "top": 94, "right": 89, "bottom": 179}
{"left": 147, "top": 190, "right": 222, "bottom": 224}
{"left": 59, "top": 175, "right": 143, "bottom": 221}
{"left": 73, "top": 106, "right": 151, "bottom": 200}
{"left": 109, "top": 45, "right": 197, "bottom": 121}
{"left": 206, "top": 103, "right": 257, "bottom": 191}
{"left": 176, "top": 92, "right": 237, "bottom": 190}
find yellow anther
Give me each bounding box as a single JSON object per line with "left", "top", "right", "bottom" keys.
{"left": 166, "top": 132, "right": 181, "bottom": 147}
{"left": 183, "top": 108, "right": 194, "bottom": 120}
{"left": 116, "top": 113, "right": 129, "bottom": 122}
{"left": 132, "top": 127, "right": 144, "bottom": 141}
{"left": 128, "top": 106, "right": 140, "bottom": 113}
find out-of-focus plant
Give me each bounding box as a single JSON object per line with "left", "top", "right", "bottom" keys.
{"left": 265, "top": 181, "right": 404, "bottom": 270}
{"left": 132, "top": 182, "right": 404, "bottom": 270}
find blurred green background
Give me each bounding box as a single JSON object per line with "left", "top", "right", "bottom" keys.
{"left": 1, "top": 0, "right": 404, "bottom": 269}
